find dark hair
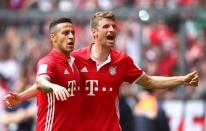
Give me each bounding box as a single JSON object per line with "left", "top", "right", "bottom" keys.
{"left": 49, "top": 17, "right": 73, "bottom": 33}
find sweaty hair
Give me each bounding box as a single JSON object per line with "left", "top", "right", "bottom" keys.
{"left": 49, "top": 17, "right": 73, "bottom": 33}
{"left": 90, "top": 11, "right": 115, "bottom": 29}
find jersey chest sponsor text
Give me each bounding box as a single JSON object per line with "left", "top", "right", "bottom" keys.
{"left": 84, "top": 80, "right": 114, "bottom": 96}
{"left": 67, "top": 80, "right": 80, "bottom": 97}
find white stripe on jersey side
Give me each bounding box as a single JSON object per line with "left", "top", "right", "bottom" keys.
{"left": 45, "top": 93, "right": 51, "bottom": 131}
{"left": 48, "top": 93, "right": 55, "bottom": 131}
{"left": 115, "top": 96, "right": 122, "bottom": 131}
{"left": 45, "top": 93, "right": 52, "bottom": 131}
{"left": 45, "top": 93, "right": 55, "bottom": 131}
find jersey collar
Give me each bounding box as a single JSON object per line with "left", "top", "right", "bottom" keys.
{"left": 85, "top": 43, "right": 116, "bottom": 64}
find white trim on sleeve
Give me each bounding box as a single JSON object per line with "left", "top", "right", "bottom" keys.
{"left": 133, "top": 71, "right": 145, "bottom": 84}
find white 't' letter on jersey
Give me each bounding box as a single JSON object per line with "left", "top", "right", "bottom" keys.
{"left": 68, "top": 80, "right": 76, "bottom": 96}
{"left": 85, "top": 80, "right": 98, "bottom": 96}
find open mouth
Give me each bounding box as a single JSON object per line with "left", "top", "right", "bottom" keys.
{"left": 67, "top": 42, "right": 74, "bottom": 45}
{"left": 106, "top": 35, "right": 115, "bottom": 40}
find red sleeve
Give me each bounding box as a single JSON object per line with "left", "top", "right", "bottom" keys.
{"left": 123, "top": 56, "right": 144, "bottom": 83}
{"left": 36, "top": 57, "right": 54, "bottom": 80}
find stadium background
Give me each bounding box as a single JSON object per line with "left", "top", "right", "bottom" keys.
{"left": 0, "top": 0, "right": 206, "bottom": 131}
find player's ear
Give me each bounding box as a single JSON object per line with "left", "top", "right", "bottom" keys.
{"left": 91, "top": 28, "right": 97, "bottom": 38}
{"left": 49, "top": 33, "right": 55, "bottom": 42}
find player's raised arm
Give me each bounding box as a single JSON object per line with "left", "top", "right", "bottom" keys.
{"left": 136, "top": 71, "right": 198, "bottom": 89}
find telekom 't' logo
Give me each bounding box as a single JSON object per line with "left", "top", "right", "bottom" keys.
{"left": 67, "top": 80, "right": 76, "bottom": 96}
{"left": 85, "top": 80, "right": 98, "bottom": 96}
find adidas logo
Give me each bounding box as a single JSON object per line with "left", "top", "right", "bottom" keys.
{"left": 80, "top": 67, "right": 88, "bottom": 72}
{"left": 64, "top": 69, "right": 69, "bottom": 74}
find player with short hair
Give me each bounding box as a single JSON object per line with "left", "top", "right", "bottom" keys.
{"left": 72, "top": 11, "right": 198, "bottom": 131}
{"left": 35, "top": 17, "right": 82, "bottom": 131}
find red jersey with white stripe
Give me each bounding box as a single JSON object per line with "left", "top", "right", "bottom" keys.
{"left": 71, "top": 44, "right": 144, "bottom": 131}
{"left": 36, "top": 49, "right": 82, "bottom": 131}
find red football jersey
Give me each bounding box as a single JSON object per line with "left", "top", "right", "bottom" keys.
{"left": 36, "top": 49, "right": 82, "bottom": 131}
{"left": 71, "top": 44, "right": 144, "bottom": 131}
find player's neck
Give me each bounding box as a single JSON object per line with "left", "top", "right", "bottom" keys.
{"left": 53, "top": 48, "right": 70, "bottom": 56}
{"left": 91, "top": 44, "right": 110, "bottom": 64}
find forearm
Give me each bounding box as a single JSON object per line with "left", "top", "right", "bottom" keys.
{"left": 19, "top": 84, "right": 37, "bottom": 101}
{"left": 137, "top": 74, "right": 185, "bottom": 89}
{"left": 148, "top": 76, "right": 185, "bottom": 89}
{"left": 36, "top": 75, "right": 54, "bottom": 93}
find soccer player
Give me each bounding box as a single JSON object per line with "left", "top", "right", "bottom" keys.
{"left": 23, "top": 18, "right": 82, "bottom": 131}
{"left": 4, "top": 12, "right": 198, "bottom": 131}
{"left": 71, "top": 11, "right": 198, "bottom": 131}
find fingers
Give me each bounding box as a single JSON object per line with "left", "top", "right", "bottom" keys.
{"left": 4, "top": 96, "right": 11, "bottom": 107}
{"left": 190, "top": 71, "right": 197, "bottom": 75}
{"left": 185, "top": 70, "right": 198, "bottom": 84}
{"left": 184, "top": 73, "right": 199, "bottom": 88}
{"left": 190, "top": 73, "right": 198, "bottom": 87}
{"left": 9, "top": 92, "right": 17, "bottom": 96}
{"left": 4, "top": 94, "right": 15, "bottom": 108}
{"left": 54, "top": 93, "right": 60, "bottom": 101}
{"left": 57, "top": 90, "right": 67, "bottom": 101}
{"left": 3, "top": 92, "right": 22, "bottom": 109}
{"left": 188, "top": 71, "right": 198, "bottom": 79}
{"left": 189, "top": 81, "right": 198, "bottom": 87}
{"left": 53, "top": 87, "right": 69, "bottom": 101}
{"left": 193, "top": 74, "right": 198, "bottom": 81}
{"left": 185, "top": 71, "right": 196, "bottom": 80}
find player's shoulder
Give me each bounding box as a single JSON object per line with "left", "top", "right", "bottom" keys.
{"left": 71, "top": 47, "right": 88, "bottom": 58}
{"left": 111, "top": 48, "right": 131, "bottom": 63}
{"left": 38, "top": 52, "right": 54, "bottom": 65}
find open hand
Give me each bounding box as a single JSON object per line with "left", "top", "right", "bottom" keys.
{"left": 4, "top": 92, "right": 22, "bottom": 108}
{"left": 50, "top": 84, "right": 70, "bottom": 101}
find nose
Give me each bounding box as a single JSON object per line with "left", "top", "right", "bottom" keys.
{"left": 109, "top": 26, "right": 115, "bottom": 32}
{"left": 68, "top": 32, "right": 74, "bottom": 39}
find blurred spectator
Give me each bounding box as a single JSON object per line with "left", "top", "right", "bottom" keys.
{"left": 134, "top": 89, "right": 170, "bottom": 131}
{"left": 0, "top": 81, "right": 7, "bottom": 130}
{"left": 8, "top": 0, "right": 25, "bottom": 10}
{"left": 193, "top": 61, "right": 206, "bottom": 100}
{"left": 119, "top": 82, "right": 139, "bottom": 131}
{"left": 58, "top": 0, "right": 74, "bottom": 11}
{"left": 37, "top": 0, "right": 57, "bottom": 11}
{"left": 0, "top": 1, "right": 9, "bottom": 9}
{"left": 97, "top": 0, "right": 115, "bottom": 10}
{"left": 0, "top": 43, "right": 19, "bottom": 91}
{"left": 116, "top": 16, "right": 142, "bottom": 65}
{"left": 0, "top": 100, "right": 36, "bottom": 131}
{"left": 1, "top": 58, "right": 36, "bottom": 131}
{"left": 134, "top": 0, "right": 155, "bottom": 8}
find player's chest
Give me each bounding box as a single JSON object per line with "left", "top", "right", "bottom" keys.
{"left": 54, "top": 61, "right": 79, "bottom": 80}
{"left": 79, "top": 61, "right": 124, "bottom": 85}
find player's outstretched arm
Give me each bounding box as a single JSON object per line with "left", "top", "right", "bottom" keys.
{"left": 36, "top": 75, "right": 70, "bottom": 101}
{"left": 4, "top": 84, "right": 37, "bottom": 108}
{"left": 136, "top": 71, "right": 198, "bottom": 89}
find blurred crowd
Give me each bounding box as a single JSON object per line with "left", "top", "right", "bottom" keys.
{"left": 1, "top": 0, "right": 206, "bottom": 11}
{"left": 0, "top": 0, "right": 206, "bottom": 131}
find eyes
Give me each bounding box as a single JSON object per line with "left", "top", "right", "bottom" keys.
{"left": 102, "top": 24, "right": 116, "bottom": 30}
{"left": 62, "top": 30, "right": 75, "bottom": 36}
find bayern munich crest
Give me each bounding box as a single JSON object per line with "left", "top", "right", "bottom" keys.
{"left": 109, "top": 66, "right": 117, "bottom": 75}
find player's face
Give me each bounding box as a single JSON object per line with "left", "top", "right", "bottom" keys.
{"left": 52, "top": 22, "right": 75, "bottom": 54}
{"left": 93, "top": 18, "right": 116, "bottom": 48}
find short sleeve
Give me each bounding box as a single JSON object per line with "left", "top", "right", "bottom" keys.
{"left": 36, "top": 57, "right": 53, "bottom": 79}
{"left": 123, "top": 56, "right": 144, "bottom": 83}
